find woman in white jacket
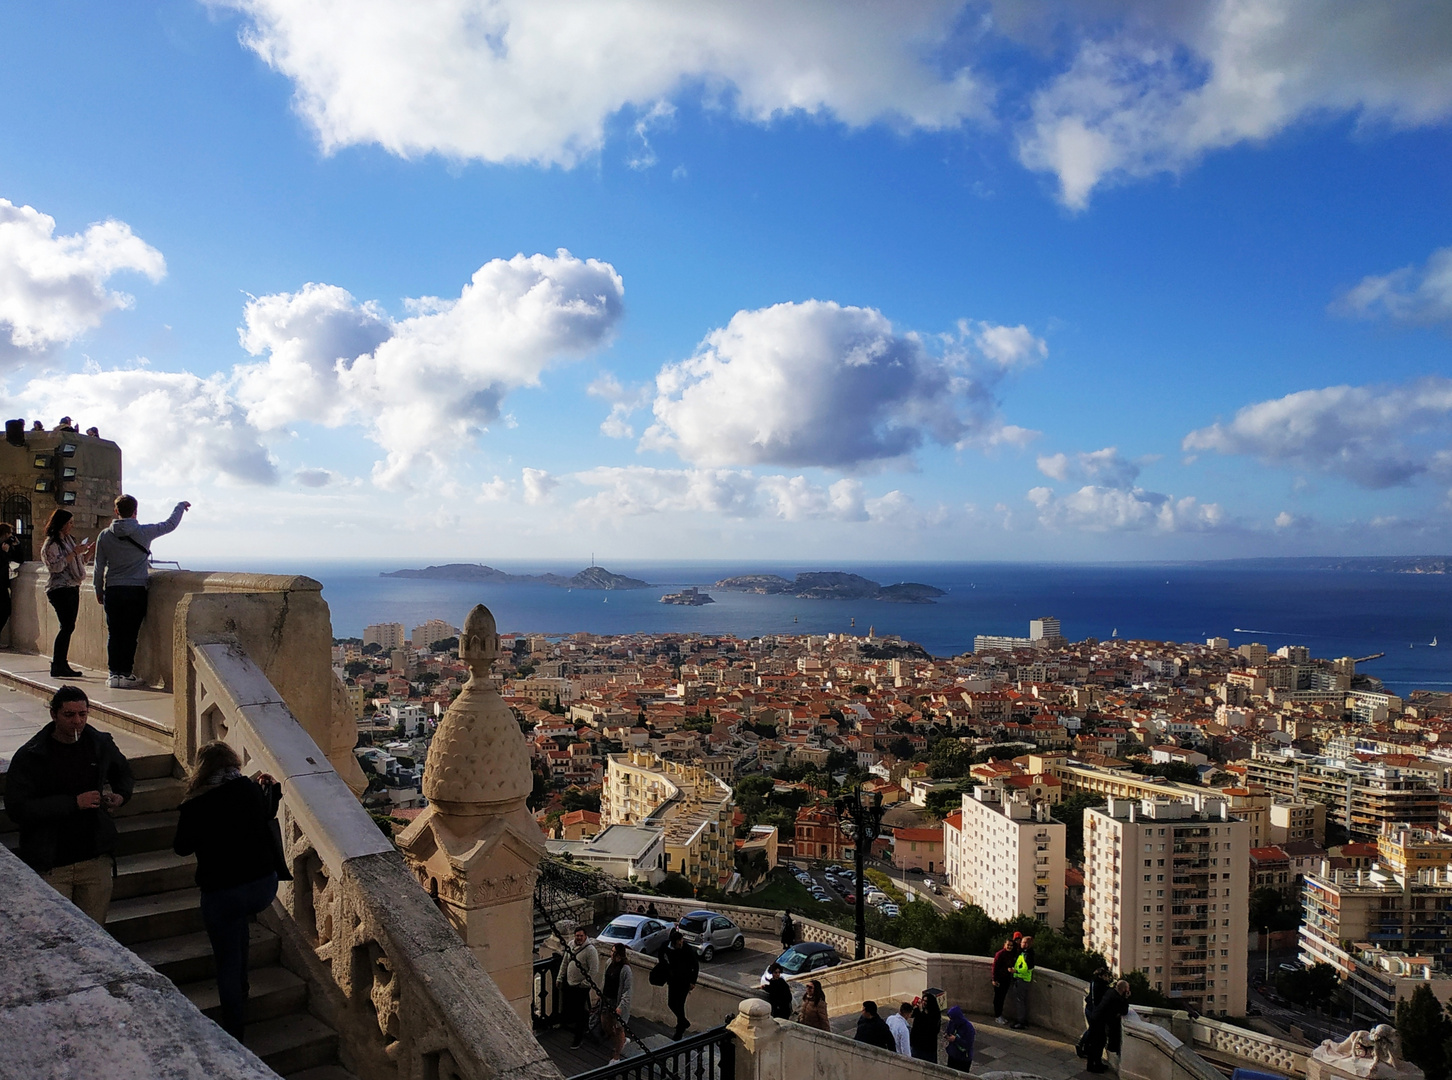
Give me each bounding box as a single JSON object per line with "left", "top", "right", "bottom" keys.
{"left": 601, "top": 942, "right": 633, "bottom": 1063}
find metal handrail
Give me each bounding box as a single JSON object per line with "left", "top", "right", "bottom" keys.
{"left": 571, "top": 1025, "right": 735, "bottom": 1080}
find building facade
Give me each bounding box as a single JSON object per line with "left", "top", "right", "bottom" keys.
{"left": 1085, "top": 797, "right": 1248, "bottom": 1017}
{"left": 603, "top": 750, "right": 733, "bottom": 890}
{"left": 949, "top": 787, "right": 1066, "bottom": 927}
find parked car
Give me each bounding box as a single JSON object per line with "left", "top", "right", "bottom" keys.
{"left": 764, "top": 942, "right": 841, "bottom": 983}
{"left": 675, "top": 910, "right": 746, "bottom": 961}
{"left": 879, "top": 903, "right": 901, "bottom": 917}
{"left": 595, "top": 914, "right": 673, "bottom": 957}
{"left": 950, "top": 898, "right": 965, "bottom": 911}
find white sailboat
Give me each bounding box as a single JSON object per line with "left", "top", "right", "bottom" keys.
{"left": 1432, "top": 636, "right": 1439, "bottom": 647}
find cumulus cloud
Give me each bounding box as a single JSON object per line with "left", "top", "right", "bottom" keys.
{"left": 0, "top": 199, "right": 165, "bottom": 358}
{"left": 234, "top": 250, "right": 624, "bottom": 486}
{"left": 1182, "top": 376, "right": 1452, "bottom": 488}
{"left": 217, "top": 0, "right": 985, "bottom": 166}
{"left": 294, "top": 467, "right": 334, "bottom": 487}
{"left": 1028, "top": 484, "right": 1225, "bottom": 532}
{"left": 572, "top": 465, "right": 914, "bottom": 523}
{"left": 641, "top": 300, "right": 1042, "bottom": 469}
{"left": 18, "top": 368, "right": 276, "bottom": 486}
{"left": 521, "top": 467, "right": 559, "bottom": 504}
{"left": 1335, "top": 246, "right": 1452, "bottom": 325}
{"left": 1015, "top": 2, "right": 1452, "bottom": 209}
{"left": 1036, "top": 446, "right": 1140, "bottom": 487}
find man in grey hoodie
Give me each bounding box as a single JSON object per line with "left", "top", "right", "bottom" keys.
{"left": 93, "top": 494, "right": 189, "bottom": 689}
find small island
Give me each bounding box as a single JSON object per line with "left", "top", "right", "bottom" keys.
{"left": 659, "top": 587, "right": 715, "bottom": 606}
{"left": 713, "top": 571, "right": 946, "bottom": 603}
{"left": 382, "top": 563, "right": 650, "bottom": 590}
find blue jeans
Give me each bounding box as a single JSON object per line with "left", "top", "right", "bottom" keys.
{"left": 200, "top": 873, "right": 278, "bottom": 1039}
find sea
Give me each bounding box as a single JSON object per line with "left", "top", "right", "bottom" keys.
{"left": 203, "top": 559, "right": 1452, "bottom": 697}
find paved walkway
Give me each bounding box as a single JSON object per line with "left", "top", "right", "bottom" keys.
{"left": 537, "top": 1014, "right": 678, "bottom": 1076}
{"left": 829, "top": 1009, "right": 1096, "bottom": 1079}
{"left": 0, "top": 684, "right": 163, "bottom": 766}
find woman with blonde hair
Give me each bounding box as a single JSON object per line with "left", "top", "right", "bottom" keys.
{"left": 173, "top": 741, "right": 283, "bottom": 1040}
{"left": 40, "top": 508, "right": 91, "bottom": 677}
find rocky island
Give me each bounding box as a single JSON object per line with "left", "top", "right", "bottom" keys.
{"left": 659, "top": 587, "right": 714, "bottom": 606}
{"left": 713, "top": 571, "right": 946, "bottom": 603}
{"left": 382, "top": 563, "right": 651, "bottom": 590}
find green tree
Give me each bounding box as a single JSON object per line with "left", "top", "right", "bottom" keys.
{"left": 1051, "top": 793, "right": 1105, "bottom": 866}
{"left": 345, "top": 659, "right": 373, "bottom": 678}
{"left": 1132, "top": 761, "right": 1203, "bottom": 783}
{"left": 1249, "top": 887, "right": 1300, "bottom": 932}
{"left": 928, "top": 737, "right": 974, "bottom": 779}
{"left": 1275, "top": 963, "right": 1341, "bottom": 1011}
{"left": 734, "top": 775, "right": 775, "bottom": 822}
{"left": 1398, "top": 983, "right": 1452, "bottom": 1080}
{"left": 658, "top": 873, "right": 695, "bottom": 898}
{"left": 924, "top": 784, "right": 970, "bottom": 819}
{"left": 735, "top": 848, "right": 771, "bottom": 889}
{"left": 1124, "top": 970, "right": 1174, "bottom": 1009}
{"left": 561, "top": 787, "right": 601, "bottom": 813}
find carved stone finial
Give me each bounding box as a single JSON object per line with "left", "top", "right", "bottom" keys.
{"left": 459, "top": 604, "right": 499, "bottom": 678}
{"left": 422, "top": 603, "right": 531, "bottom": 814}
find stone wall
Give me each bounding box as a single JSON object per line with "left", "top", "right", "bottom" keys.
{"left": 1121, "top": 1015, "right": 1228, "bottom": 1080}
{"left": 728, "top": 998, "right": 965, "bottom": 1080}
{"left": 623, "top": 951, "right": 762, "bottom": 1034}
{"left": 1134, "top": 1007, "right": 1310, "bottom": 1076}
{"left": 613, "top": 892, "right": 895, "bottom": 958}
{"left": 0, "top": 843, "right": 279, "bottom": 1079}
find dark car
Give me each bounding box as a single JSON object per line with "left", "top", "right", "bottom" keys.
{"left": 762, "top": 942, "right": 841, "bottom": 983}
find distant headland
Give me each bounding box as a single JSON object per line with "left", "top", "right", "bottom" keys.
{"left": 713, "top": 571, "right": 946, "bottom": 603}
{"left": 381, "top": 564, "right": 650, "bottom": 590}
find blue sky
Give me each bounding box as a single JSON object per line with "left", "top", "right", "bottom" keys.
{"left": 1, "top": 1, "right": 1450, "bottom": 563}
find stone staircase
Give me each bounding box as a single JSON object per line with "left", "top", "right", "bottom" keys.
{"left": 0, "top": 745, "right": 357, "bottom": 1080}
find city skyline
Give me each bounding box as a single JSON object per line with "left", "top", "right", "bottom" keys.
{"left": 1, "top": 3, "right": 1450, "bottom": 561}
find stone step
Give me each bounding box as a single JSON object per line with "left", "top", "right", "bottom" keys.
{"left": 131, "top": 924, "right": 280, "bottom": 984}
{"left": 0, "top": 775, "right": 185, "bottom": 832}
{"left": 106, "top": 886, "right": 203, "bottom": 946}
{"left": 244, "top": 1014, "right": 339, "bottom": 1077}
{"left": 288, "top": 1067, "right": 362, "bottom": 1080}
{"left": 112, "top": 848, "right": 196, "bottom": 901}
{"left": 0, "top": 752, "right": 173, "bottom": 794}
{"left": 180, "top": 965, "right": 307, "bottom": 1025}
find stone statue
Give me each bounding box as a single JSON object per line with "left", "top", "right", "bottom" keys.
{"left": 1313, "top": 1025, "right": 1420, "bottom": 1080}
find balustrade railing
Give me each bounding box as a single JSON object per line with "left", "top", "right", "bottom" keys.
{"left": 532, "top": 954, "right": 564, "bottom": 1030}
{"left": 188, "top": 637, "right": 561, "bottom": 1080}
{"left": 574, "top": 1025, "right": 734, "bottom": 1080}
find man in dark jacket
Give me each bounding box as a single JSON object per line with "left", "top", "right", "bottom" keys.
{"left": 663, "top": 930, "right": 699, "bottom": 1039}
{"left": 854, "top": 1001, "right": 896, "bottom": 1051}
{"left": 1084, "top": 979, "right": 1132, "bottom": 1072}
{"left": 991, "top": 938, "right": 1018, "bottom": 1024}
{"left": 765, "top": 964, "right": 793, "bottom": 1019}
{"left": 5, "top": 686, "right": 133, "bottom": 923}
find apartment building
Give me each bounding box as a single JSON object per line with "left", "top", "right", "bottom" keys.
{"left": 1301, "top": 864, "right": 1452, "bottom": 1020}
{"left": 1085, "top": 797, "right": 1248, "bottom": 1017}
{"left": 946, "top": 787, "right": 1066, "bottom": 927}
{"left": 1245, "top": 751, "right": 1439, "bottom": 839}
{"left": 363, "top": 622, "right": 407, "bottom": 650}
{"left": 603, "top": 750, "right": 734, "bottom": 891}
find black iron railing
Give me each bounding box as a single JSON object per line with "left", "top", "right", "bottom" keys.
{"left": 572, "top": 1025, "right": 735, "bottom": 1080}
{"left": 532, "top": 953, "right": 563, "bottom": 1030}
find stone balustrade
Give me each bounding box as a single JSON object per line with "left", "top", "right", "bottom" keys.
{"left": 613, "top": 892, "right": 895, "bottom": 958}
{"left": 1133, "top": 1007, "right": 1309, "bottom": 1076}
{"left": 1121, "top": 1014, "right": 1230, "bottom": 1080}
{"left": 0, "top": 842, "right": 280, "bottom": 1079}
{"left": 188, "top": 637, "right": 562, "bottom": 1080}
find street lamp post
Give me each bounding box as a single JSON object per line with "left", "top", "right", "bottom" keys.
{"left": 836, "top": 784, "right": 885, "bottom": 961}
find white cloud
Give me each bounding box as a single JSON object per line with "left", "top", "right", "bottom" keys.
{"left": 587, "top": 371, "right": 651, "bottom": 439}
{"left": 0, "top": 199, "right": 165, "bottom": 358}
{"left": 18, "top": 368, "right": 276, "bottom": 486}
{"left": 521, "top": 467, "right": 559, "bottom": 504}
{"left": 572, "top": 465, "right": 911, "bottom": 523}
{"left": 1015, "top": 2, "right": 1452, "bottom": 209}
{"left": 1028, "top": 484, "right": 1225, "bottom": 533}
{"left": 1182, "top": 376, "right": 1452, "bottom": 488}
{"left": 294, "top": 467, "right": 334, "bottom": 487}
{"left": 1335, "top": 246, "right": 1452, "bottom": 325}
{"left": 641, "top": 300, "right": 1041, "bottom": 469}
{"left": 479, "top": 475, "right": 511, "bottom": 501}
{"left": 966, "top": 320, "right": 1048, "bottom": 369}
{"left": 234, "top": 249, "right": 624, "bottom": 486}
{"left": 217, "top": 0, "right": 985, "bottom": 166}
{"left": 1036, "top": 446, "right": 1140, "bottom": 487}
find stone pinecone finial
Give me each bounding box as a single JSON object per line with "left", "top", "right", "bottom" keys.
{"left": 422, "top": 603, "right": 532, "bottom": 814}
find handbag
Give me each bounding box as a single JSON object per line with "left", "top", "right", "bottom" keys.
{"left": 650, "top": 955, "right": 670, "bottom": 986}
{"left": 266, "top": 783, "right": 293, "bottom": 882}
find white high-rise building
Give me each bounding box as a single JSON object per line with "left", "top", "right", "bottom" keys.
{"left": 1084, "top": 797, "right": 1248, "bottom": 1017}
{"left": 946, "top": 786, "right": 1066, "bottom": 926}
{"left": 1029, "top": 616, "right": 1062, "bottom": 641}
{"left": 363, "top": 622, "right": 407, "bottom": 650}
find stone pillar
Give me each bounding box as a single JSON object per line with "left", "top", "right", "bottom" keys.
{"left": 727, "top": 998, "right": 782, "bottom": 1080}
{"left": 398, "top": 604, "right": 546, "bottom": 1023}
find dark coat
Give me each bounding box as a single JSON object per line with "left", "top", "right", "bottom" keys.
{"left": 5, "top": 721, "right": 133, "bottom": 872}
{"left": 854, "top": 1013, "right": 896, "bottom": 1051}
{"left": 944, "top": 1007, "right": 975, "bottom": 1066}
{"left": 992, "top": 946, "right": 1017, "bottom": 983}
{"left": 767, "top": 976, "right": 793, "bottom": 1019}
{"left": 1085, "top": 974, "right": 1113, "bottom": 1019}
{"left": 663, "top": 942, "right": 699, "bottom": 992}
{"left": 1089, "top": 989, "right": 1131, "bottom": 1053}
{"left": 910, "top": 994, "right": 941, "bottom": 1061}
{"left": 173, "top": 776, "right": 282, "bottom": 893}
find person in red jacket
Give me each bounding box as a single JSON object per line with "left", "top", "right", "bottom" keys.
{"left": 991, "top": 938, "right": 1019, "bottom": 1024}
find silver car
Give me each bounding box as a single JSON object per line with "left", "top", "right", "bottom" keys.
{"left": 595, "top": 914, "right": 673, "bottom": 957}
{"left": 675, "top": 910, "right": 746, "bottom": 961}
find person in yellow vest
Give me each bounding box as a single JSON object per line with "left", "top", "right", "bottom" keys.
{"left": 1010, "top": 933, "right": 1036, "bottom": 1029}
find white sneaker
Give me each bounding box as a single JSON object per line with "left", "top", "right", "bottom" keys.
{"left": 115, "top": 673, "right": 148, "bottom": 690}
{"left": 995, "top": 1016, "right": 1009, "bottom": 1025}
{"left": 106, "top": 674, "right": 122, "bottom": 689}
